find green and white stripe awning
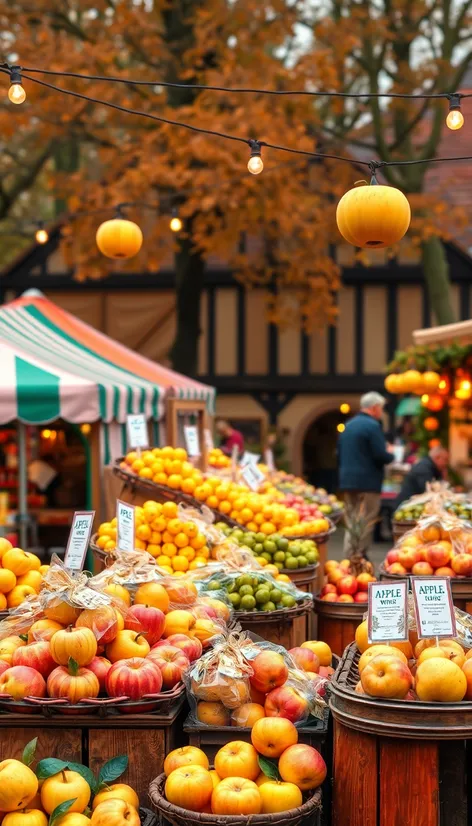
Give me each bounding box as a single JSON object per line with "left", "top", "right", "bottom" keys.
{"left": 0, "top": 290, "right": 215, "bottom": 425}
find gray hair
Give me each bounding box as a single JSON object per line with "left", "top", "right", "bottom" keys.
{"left": 360, "top": 391, "right": 386, "bottom": 410}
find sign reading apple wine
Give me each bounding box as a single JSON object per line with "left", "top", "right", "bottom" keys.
{"left": 367, "top": 581, "right": 409, "bottom": 644}
{"left": 411, "top": 577, "right": 457, "bottom": 640}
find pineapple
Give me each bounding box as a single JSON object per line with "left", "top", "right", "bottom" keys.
{"left": 343, "top": 503, "right": 375, "bottom": 576}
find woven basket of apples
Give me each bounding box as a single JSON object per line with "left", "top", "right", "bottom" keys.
{"left": 0, "top": 568, "right": 226, "bottom": 715}
{"left": 0, "top": 538, "right": 48, "bottom": 617}
{"left": 0, "top": 738, "right": 156, "bottom": 826}
{"left": 149, "top": 733, "right": 324, "bottom": 826}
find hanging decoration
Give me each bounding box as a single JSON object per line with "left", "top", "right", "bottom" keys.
{"left": 336, "top": 173, "right": 411, "bottom": 249}
{"left": 95, "top": 217, "right": 143, "bottom": 260}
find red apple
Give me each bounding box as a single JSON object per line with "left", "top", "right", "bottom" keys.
{"left": 164, "top": 633, "right": 203, "bottom": 662}
{"left": 12, "top": 640, "right": 56, "bottom": 679}
{"left": 106, "top": 657, "right": 163, "bottom": 700}
{"left": 320, "top": 584, "right": 337, "bottom": 597}
{"left": 321, "top": 593, "right": 338, "bottom": 602}
{"left": 264, "top": 685, "right": 309, "bottom": 723}
{"left": 0, "top": 661, "right": 10, "bottom": 679}
{"left": 411, "top": 561, "right": 434, "bottom": 576}
{"left": 288, "top": 647, "right": 320, "bottom": 673}
{"left": 249, "top": 651, "right": 288, "bottom": 693}
{"left": 279, "top": 744, "right": 327, "bottom": 790}
{"left": 397, "top": 549, "right": 420, "bottom": 570}
{"left": 387, "top": 562, "right": 407, "bottom": 575}
{"left": 337, "top": 575, "right": 358, "bottom": 596}
{"left": 0, "top": 665, "right": 46, "bottom": 700}
{"left": 356, "top": 573, "right": 376, "bottom": 592}
{"left": 125, "top": 604, "right": 166, "bottom": 646}
{"left": 147, "top": 645, "right": 190, "bottom": 689}
{"left": 426, "top": 543, "right": 452, "bottom": 569}
{"left": 434, "top": 566, "right": 456, "bottom": 577}
{"left": 338, "top": 594, "right": 355, "bottom": 603}
{"left": 87, "top": 656, "right": 112, "bottom": 693}
{"left": 353, "top": 592, "right": 368, "bottom": 603}
{"left": 386, "top": 549, "right": 400, "bottom": 565}
{"left": 451, "top": 554, "right": 472, "bottom": 577}
{"left": 318, "top": 665, "right": 335, "bottom": 678}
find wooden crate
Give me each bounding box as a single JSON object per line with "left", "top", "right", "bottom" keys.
{"left": 0, "top": 701, "right": 186, "bottom": 806}
{"left": 314, "top": 598, "right": 365, "bottom": 657}
{"left": 330, "top": 643, "right": 472, "bottom": 826}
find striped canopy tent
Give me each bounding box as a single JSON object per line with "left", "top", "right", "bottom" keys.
{"left": 0, "top": 290, "right": 215, "bottom": 462}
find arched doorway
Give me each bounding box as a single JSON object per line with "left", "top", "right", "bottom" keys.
{"left": 302, "top": 410, "right": 341, "bottom": 492}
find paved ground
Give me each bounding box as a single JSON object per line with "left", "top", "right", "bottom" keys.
{"left": 327, "top": 527, "right": 389, "bottom": 574}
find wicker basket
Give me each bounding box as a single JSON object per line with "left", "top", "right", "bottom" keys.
{"left": 149, "top": 773, "right": 322, "bottom": 826}
{"left": 233, "top": 597, "right": 313, "bottom": 626}
{"left": 141, "top": 808, "right": 159, "bottom": 826}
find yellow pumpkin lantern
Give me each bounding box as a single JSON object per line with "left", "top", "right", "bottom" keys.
{"left": 401, "top": 370, "right": 423, "bottom": 394}
{"left": 384, "top": 374, "right": 402, "bottom": 394}
{"left": 422, "top": 371, "right": 440, "bottom": 393}
{"left": 336, "top": 179, "right": 411, "bottom": 249}
{"left": 96, "top": 218, "right": 143, "bottom": 259}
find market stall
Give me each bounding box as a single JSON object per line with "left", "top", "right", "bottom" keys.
{"left": 0, "top": 290, "right": 214, "bottom": 554}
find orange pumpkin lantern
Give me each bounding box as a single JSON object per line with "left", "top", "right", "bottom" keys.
{"left": 428, "top": 439, "right": 441, "bottom": 449}
{"left": 425, "top": 395, "right": 444, "bottom": 412}
{"left": 384, "top": 374, "right": 402, "bottom": 394}
{"left": 96, "top": 218, "right": 143, "bottom": 259}
{"left": 423, "top": 416, "right": 439, "bottom": 432}
{"left": 422, "top": 371, "right": 440, "bottom": 392}
{"left": 401, "top": 370, "right": 423, "bottom": 394}
{"left": 336, "top": 179, "right": 411, "bottom": 249}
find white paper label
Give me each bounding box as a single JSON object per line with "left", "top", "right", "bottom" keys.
{"left": 184, "top": 425, "right": 200, "bottom": 457}
{"left": 64, "top": 511, "right": 95, "bottom": 571}
{"left": 240, "top": 451, "right": 260, "bottom": 468}
{"left": 241, "top": 463, "right": 265, "bottom": 491}
{"left": 204, "top": 428, "right": 214, "bottom": 451}
{"left": 127, "top": 414, "right": 149, "bottom": 449}
{"left": 264, "top": 449, "right": 275, "bottom": 471}
{"left": 117, "top": 500, "right": 135, "bottom": 553}
{"left": 367, "top": 581, "right": 408, "bottom": 643}
{"left": 412, "top": 577, "right": 457, "bottom": 639}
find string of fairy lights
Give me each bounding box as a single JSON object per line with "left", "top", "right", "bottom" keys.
{"left": 1, "top": 63, "right": 471, "bottom": 258}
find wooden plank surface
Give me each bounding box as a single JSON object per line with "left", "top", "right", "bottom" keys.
{"left": 332, "top": 721, "right": 378, "bottom": 826}
{"left": 89, "top": 728, "right": 166, "bottom": 806}
{"left": 439, "top": 740, "right": 468, "bottom": 826}
{"left": 379, "top": 739, "right": 439, "bottom": 826}
{"left": 0, "top": 726, "right": 82, "bottom": 763}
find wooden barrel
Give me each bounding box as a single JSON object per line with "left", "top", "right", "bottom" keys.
{"left": 330, "top": 643, "right": 472, "bottom": 826}
{"left": 284, "top": 565, "right": 318, "bottom": 637}
{"left": 314, "top": 598, "right": 365, "bottom": 656}
{"left": 233, "top": 599, "right": 313, "bottom": 648}
{"left": 379, "top": 563, "right": 472, "bottom": 612}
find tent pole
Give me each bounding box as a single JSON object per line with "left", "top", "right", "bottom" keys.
{"left": 17, "top": 421, "right": 28, "bottom": 550}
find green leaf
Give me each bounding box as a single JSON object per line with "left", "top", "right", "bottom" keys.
{"left": 258, "top": 755, "right": 281, "bottom": 781}
{"left": 22, "top": 737, "right": 38, "bottom": 767}
{"left": 98, "top": 755, "right": 128, "bottom": 788}
{"left": 49, "top": 798, "right": 77, "bottom": 826}
{"left": 68, "top": 657, "right": 79, "bottom": 677}
{"left": 37, "top": 758, "right": 68, "bottom": 780}
{"left": 67, "top": 762, "right": 98, "bottom": 795}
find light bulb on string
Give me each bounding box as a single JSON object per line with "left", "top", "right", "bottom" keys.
{"left": 35, "top": 224, "right": 49, "bottom": 245}
{"left": 340, "top": 403, "right": 350, "bottom": 414}
{"left": 169, "top": 209, "right": 182, "bottom": 233}
{"left": 8, "top": 68, "right": 26, "bottom": 104}
{"left": 247, "top": 140, "right": 264, "bottom": 175}
{"left": 337, "top": 423, "right": 345, "bottom": 433}
{"left": 446, "top": 94, "right": 464, "bottom": 130}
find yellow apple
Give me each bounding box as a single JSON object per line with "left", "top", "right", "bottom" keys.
{"left": 0, "top": 759, "right": 38, "bottom": 812}
{"left": 92, "top": 784, "right": 139, "bottom": 810}
{"left": 2, "top": 810, "right": 48, "bottom": 826}
{"left": 91, "top": 799, "right": 140, "bottom": 826}
{"left": 41, "top": 771, "right": 91, "bottom": 815}
{"left": 55, "top": 815, "right": 91, "bottom": 826}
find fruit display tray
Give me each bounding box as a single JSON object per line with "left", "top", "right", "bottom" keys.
{"left": 149, "top": 771, "right": 322, "bottom": 826}
{"left": 0, "top": 680, "right": 186, "bottom": 717}
{"left": 330, "top": 642, "right": 472, "bottom": 739}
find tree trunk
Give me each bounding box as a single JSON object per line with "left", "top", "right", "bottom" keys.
{"left": 421, "top": 237, "right": 456, "bottom": 326}
{"left": 169, "top": 231, "right": 205, "bottom": 377}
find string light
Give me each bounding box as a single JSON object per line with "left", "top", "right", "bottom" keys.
{"left": 35, "top": 224, "right": 48, "bottom": 244}
{"left": 8, "top": 67, "right": 26, "bottom": 104}
{"left": 446, "top": 94, "right": 464, "bottom": 131}
{"left": 421, "top": 394, "right": 429, "bottom": 404}
{"left": 169, "top": 209, "right": 182, "bottom": 233}
{"left": 247, "top": 140, "right": 264, "bottom": 175}
{"left": 337, "top": 423, "right": 345, "bottom": 433}
{"left": 339, "top": 403, "right": 350, "bottom": 414}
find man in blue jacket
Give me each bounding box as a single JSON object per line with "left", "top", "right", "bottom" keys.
{"left": 338, "top": 392, "right": 394, "bottom": 555}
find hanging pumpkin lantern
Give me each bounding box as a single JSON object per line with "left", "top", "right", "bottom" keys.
{"left": 438, "top": 375, "right": 450, "bottom": 396}
{"left": 401, "top": 370, "right": 423, "bottom": 394}
{"left": 454, "top": 372, "right": 472, "bottom": 401}
{"left": 336, "top": 176, "right": 411, "bottom": 249}
{"left": 423, "top": 416, "right": 439, "bottom": 431}
{"left": 96, "top": 218, "right": 143, "bottom": 259}
{"left": 422, "top": 371, "right": 440, "bottom": 393}
{"left": 384, "top": 374, "right": 402, "bottom": 394}
{"left": 425, "top": 395, "right": 444, "bottom": 412}
{"left": 428, "top": 439, "right": 441, "bottom": 449}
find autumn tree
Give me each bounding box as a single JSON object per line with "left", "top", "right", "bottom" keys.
{"left": 302, "top": 0, "right": 472, "bottom": 324}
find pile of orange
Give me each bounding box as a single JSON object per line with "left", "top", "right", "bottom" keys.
{"left": 96, "top": 500, "right": 210, "bottom": 575}
{"left": 0, "top": 539, "right": 47, "bottom": 610}
{"left": 208, "top": 448, "right": 231, "bottom": 469}
{"left": 121, "top": 446, "right": 204, "bottom": 495}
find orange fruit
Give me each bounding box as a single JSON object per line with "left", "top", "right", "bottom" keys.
{"left": 182, "top": 478, "right": 196, "bottom": 494}
{"left": 0, "top": 568, "right": 16, "bottom": 594}
{"left": 175, "top": 532, "right": 189, "bottom": 549}
{"left": 168, "top": 475, "right": 183, "bottom": 490}
{"left": 162, "top": 542, "right": 178, "bottom": 557}
{"left": 162, "top": 502, "right": 178, "bottom": 519}
{"left": 172, "top": 556, "right": 189, "bottom": 572}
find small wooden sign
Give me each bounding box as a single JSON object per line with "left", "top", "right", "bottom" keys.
{"left": 411, "top": 576, "right": 457, "bottom": 640}
{"left": 367, "top": 580, "right": 409, "bottom": 644}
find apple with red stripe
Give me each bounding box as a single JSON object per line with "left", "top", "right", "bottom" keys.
{"left": 106, "top": 656, "right": 163, "bottom": 700}
{"left": 147, "top": 644, "right": 189, "bottom": 689}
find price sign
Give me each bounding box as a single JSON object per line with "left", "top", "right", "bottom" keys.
{"left": 184, "top": 425, "right": 200, "bottom": 457}
{"left": 264, "top": 449, "right": 275, "bottom": 471}
{"left": 412, "top": 577, "right": 457, "bottom": 639}
{"left": 367, "top": 581, "right": 408, "bottom": 644}
{"left": 116, "top": 501, "right": 135, "bottom": 553}
{"left": 241, "top": 462, "right": 265, "bottom": 491}
{"left": 127, "top": 414, "right": 149, "bottom": 450}
{"left": 240, "top": 451, "right": 260, "bottom": 468}
{"left": 204, "top": 428, "right": 214, "bottom": 451}
{"left": 64, "top": 511, "right": 95, "bottom": 571}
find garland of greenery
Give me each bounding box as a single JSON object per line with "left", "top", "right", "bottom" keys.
{"left": 387, "top": 341, "right": 472, "bottom": 373}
